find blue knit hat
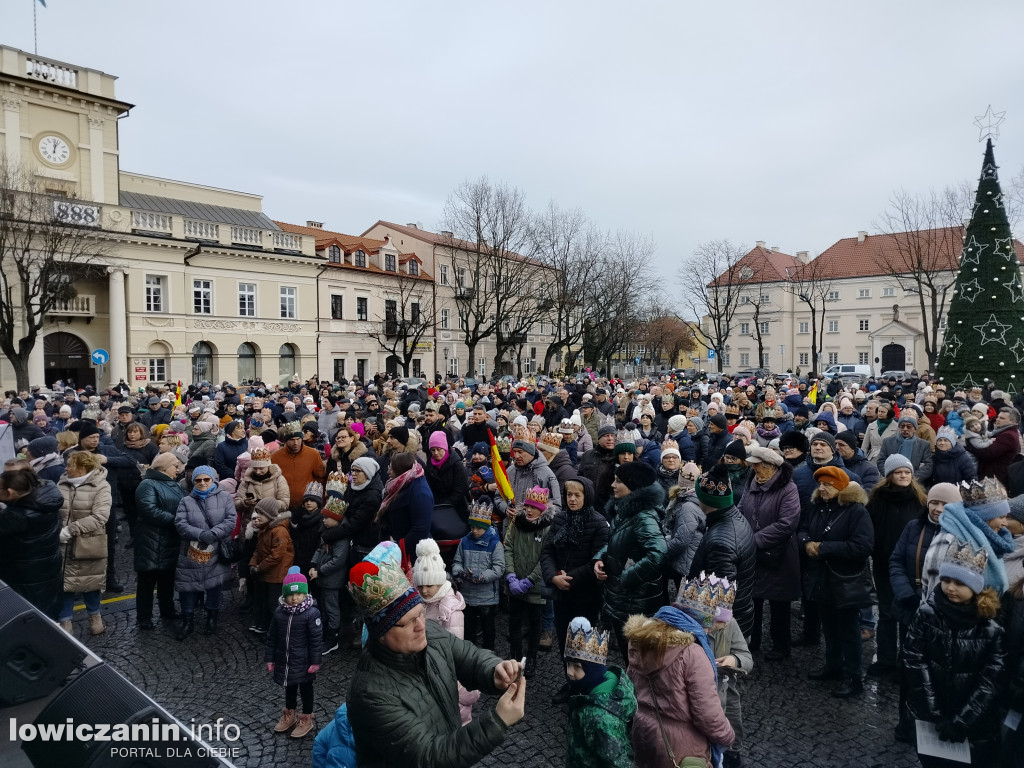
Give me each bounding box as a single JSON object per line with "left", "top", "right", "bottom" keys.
{"left": 191, "top": 465, "right": 217, "bottom": 482}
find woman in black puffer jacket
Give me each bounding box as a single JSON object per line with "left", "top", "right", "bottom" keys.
{"left": 0, "top": 468, "right": 63, "bottom": 619}
{"left": 1000, "top": 578, "right": 1024, "bottom": 765}
{"left": 540, "top": 476, "right": 610, "bottom": 702}
{"left": 927, "top": 427, "right": 977, "bottom": 488}
{"left": 904, "top": 577, "right": 1005, "bottom": 767}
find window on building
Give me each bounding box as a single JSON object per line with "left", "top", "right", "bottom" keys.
{"left": 354, "top": 250, "right": 366, "bottom": 268}
{"left": 740, "top": 322, "right": 750, "bottom": 335}
{"left": 741, "top": 296, "right": 751, "bottom": 304}
{"left": 457, "top": 267, "right": 467, "bottom": 288}
{"left": 279, "top": 343, "right": 296, "bottom": 385}
{"left": 759, "top": 322, "right": 769, "bottom": 335}
{"left": 448, "top": 357, "right": 459, "bottom": 376}
{"left": 939, "top": 316, "right": 947, "bottom": 330}
{"left": 385, "top": 254, "right": 396, "bottom": 272}
{"left": 411, "top": 302, "right": 421, "bottom": 325}
{"left": 722, "top": 352, "right": 730, "bottom": 367}
{"left": 828, "top": 320, "right": 839, "bottom": 333}
{"left": 858, "top": 352, "right": 869, "bottom": 365}
{"left": 357, "top": 297, "right": 368, "bottom": 321}
{"left": 858, "top": 319, "right": 869, "bottom": 331}
{"left": 280, "top": 286, "right": 296, "bottom": 319}
{"left": 740, "top": 352, "right": 750, "bottom": 366}
{"left": 459, "top": 311, "right": 468, "bottom": 331}
{"left": 882, "top": 287, "right": 896, "bottom": 297}
{"left": 333, "top": 359, "right": 345, "bottom": 380}
{"left": 798, "top": 322, "right": 809, "bottom": 334}
{"left": 191, "top": 341, "right": 212, "bottom": 382}
{"left": 238, "top": 282, "right": 256, "bottom": 317}
{"left": 827, "top": 290, "right": 840, "bottom": 301}
{"left": 357, "top": 359, "right": 367, "bottom": 381}
{"left": 760, "top": 293, "right": 771, "bottom": 303}
{"left": 328, "top": 245, "right": 341, "bottom": 263}
{"left": 330, "top": 294, "right": 343, "bottom": 320}
{"left": 149, "top": 357, "right": 166, "bottom": 381}
{"left": 858, "top": 288, "right": 871, "bottom": 298}
{"left": 538, "top": 321, "right": 544, "bottom": 336}
{"left": 237, "top": 342, "right": 256, "bottom": 382}
{"left": 799, "top": 352, "right": 809, "bottom": 366}
{"left": 193, "top": 280, "right": 212, "bottom": 314}
{"left": 763, "top": 352, "right": 770, "bottom": 367}
{"left": 408, "top": 259, "right": 419, "bottom": 276}
{"left": 440, "top": 308, "right": 450, "bottom": 329}
{"left": 145, "top": 275, "right": 165, "bottom": 313}
{"left": 439, "top": 265, "right": 450, "bottom": 286}
{"left": 384, "top": 300, "right": 398, "bottom": 334}
{"left": 477, "top": 358, "right": 487, "bottom": 376}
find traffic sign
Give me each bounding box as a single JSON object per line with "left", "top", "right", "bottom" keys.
{"left": 91, "top": 349, "right": 109, "bottom": 365}
{"left": 707, "top": 350, "right": 716, "bottom": 360}
{"left": 635, "top": 356, "right": 641, "bottom": 366}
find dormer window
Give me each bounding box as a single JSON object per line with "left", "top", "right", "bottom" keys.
{"left": 328, "top": 245, "right": 341, "bottom": 263}
{"left": 354, "top": 250, "right": 366, "bottom": 268}
{"left": 385, "top": 253, "right": 396, "bottom": 272}
{"left": 409, "top": 260, "right": 419, "bottom": 276}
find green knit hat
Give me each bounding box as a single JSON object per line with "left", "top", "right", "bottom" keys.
{"left": 695, "top": 464, "right": 734, "bottom": 509}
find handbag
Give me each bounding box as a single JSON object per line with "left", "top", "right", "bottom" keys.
{"left": 218, "top": 536, "right": 245, "bottom": 564}
{"left": 71, "top": 533, "right": 106, "bottom": 560}
{"left": 650, "top": 681, "right": 711, "bottom": 768}
{"left": 825, "top": 562, "right": 872, "bottom": 609}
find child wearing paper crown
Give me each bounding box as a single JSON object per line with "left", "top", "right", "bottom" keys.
{"left": 452, "top": 500, "right": 506, "bottom": 651}
{"left": 563, "top": 616, "right": 636, "bottom": 768}
{"left": 903, "top": 539, "right": 1006, "bottom": 767}
{"left": 413, "top": 538, "right": 480, "bottom": 725}
{"left": 308, "top": 494, "right": 349, "bottom": 656}
{"left": 505, "top": 485, "right": 553, "bottom": 678}
{"left": 705, "top": 577, "right": 752, "bottom": 768}
{"left": 265, "top": 566, "right": 324, "bottom": 740}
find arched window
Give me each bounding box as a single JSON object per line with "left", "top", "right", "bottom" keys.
{"left": 237, "top": 342, "right": 256, "bottom": 383}
{"left": 328, "top": 245, "right": 341, "bottom": 263}
{"left": 354, "top": 250, "right": 366, "bottom": 268}
{"left": 192, "top": 341, "right": 213, "bottom": 384}
{"left": 279, "top": 343, "right": 296, "bottom": 386}
{"left": 409, "top": 259, "right": 419, "bottom": 276}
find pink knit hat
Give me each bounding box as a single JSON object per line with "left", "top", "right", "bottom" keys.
{"left": 428, "top": 431, "right": 448, "bottom": 452}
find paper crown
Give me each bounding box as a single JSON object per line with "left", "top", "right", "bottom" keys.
{"left": 496, "top": 436, "right": 512, "bottom": 454}
{"left": 303, "top": 481, "right": 324, "bottom": 501}
{"left": 468, "top": 499, "right": 494, "bottom": 528}
{"left": 661, "top": 438, "right": 681, "bottom": 458}
{"left": 939, "top": 539, "right": 988, "bottom": 593}
{"left": 675, "top": 572, "right": 736, "bottom": 629}
{"left": 598, "top": 413, "right": 616, "bottom": 429}
{"left": 348, "top": 557, "right": 421, "bottom": 637}
{"left": 278, "top": 420, "right": 301, "bottom": 439}
{"left": 616, "top": 426, "right": 640, "bottom": 448}
{"left": 323, "top": 497, "right": 348, "bottom": 522}
{"left": 558, "top": 418, "right": 575, "bottom": 434}
{"left": 565, "top": 617, "right": 610, "bottom": 666}
{"left": 524, "top": 486, "right": 550, "bottom": 511}
{"left": 959, "top": 478, "right": 1008, "bottom": 508}
{"left": 326, "top": 471, "right": 348, "bottom": 498}
{"left": 539, "top": 431, "right": 563, "bottom": 453}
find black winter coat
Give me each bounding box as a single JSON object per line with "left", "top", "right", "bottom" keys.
{"left": 689, "top": 427, "right": 710, "bottom": 469}
{"left": 867, "top": 483, "right": 925, "bottom": 584}
{"left": 928, "top": 444, "right": 977, "bottom": 487}
{"left": 540, "top": 476, "right": 609, "bottom": 608}
{"left": 703, "top": 429, "right": 729, "bottom": 470}
{"left": 290, "top": 505, "right": 323, "bottom": 575}
{"left": 904, "top": 588, "right": 1005, "bottom": 753}
{"left": 265, "top": 597, "right": 324, "bottom": 686}
{"left": 425, "top": 452, "right": 470, "bottom": 523}
{"left": 332, "top": 473, "right": 386, "bottom": 554}
{"left": 139, "top": 407, "right": 172, "bottom": 428}
{"left": 578, "top": 446, "right": 617, "bottom": 515}
{"left": 688, "top": 504, "right": 757, "bottom": 636}
{"left": 0, "top": 481, "right": 63, "bottom": 619}
{"left": 545, "top": 450, "right": 578, "bottom": 492}
{"left": 1000, "top": 589, "right": 1024, "bottom": 715}
{"left": 133, "top": 469, "right": 184, "bottom": 572}
{"left": 798, "top": 483, "right": 874, "bottom": 609}
{"left": 888, "top": 513, "right": 941, "bottom": 625}
{"left": 213, "top": 435, "right": 248, "bottom": 483}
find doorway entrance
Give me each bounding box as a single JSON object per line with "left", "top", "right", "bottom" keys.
{"left": 44, "top": 332, "right": 95, "bottom": 389}
{"left": 881, "top": 343, "right": 906, "bottom": 373}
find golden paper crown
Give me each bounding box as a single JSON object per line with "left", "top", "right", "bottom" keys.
{"left": 349, "top": 559, "right": 415, "bottom": 617}
{"left": 675, "top": 571, "right": 736, "bottom": 628}
{"left": 278, "top": 420, "right": 302, "bottom": 439}
{"left": 944, "top": 539, "right": 988, "bottom": 576}
{"left": 467, "top": 499, "right": 494, "bottom": 528}
{"left": 496, "top": 436, "right": 512, "bottom": 454}
{"left": 323, "top": 497, "right": 348, "bottom": 522}
{"left": 250, "top": 447, "right": 272, "bottom": 463}
{"left": 326, "top": 471, "right": 348, "bottom": 497}
{"left": 539, "top": 431, "right": 563, "bottom": 452}
{"left": 565, "top": 618, "right": 610, "bottom": 665}
{"left": 524, "top": 486, "right": 550, "bottom": 510}
{"left": 959, "top": 478, "right": 1008, "bottom": 508}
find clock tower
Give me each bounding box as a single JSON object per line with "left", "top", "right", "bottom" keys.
{"left": 0, "top": 46, "right": 133, "bottom": 204}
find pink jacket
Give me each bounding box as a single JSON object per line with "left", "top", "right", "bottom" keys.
{"left": 624, "top": 615, "right": 735, "bottom": 767}
{"left": 422, "top": 582, "right": 479, "bottom": 725}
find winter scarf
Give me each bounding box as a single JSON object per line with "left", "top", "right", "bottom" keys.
{"left": 378, "top": 461, "right": 425, "bottom": 516}
{"left": 755, "top": 425, "right": 780, "bottom": 441}
{"left": 652, "top": 605, "right": 724, "bottom": 767}
{"left": 939, "top": 501, "right": 1015, "bottom": 592}
{"left": 279, "top": 593, "right": 315, "bottom": 615}
{"left": 29, "top": 452, "right": 63, "bottom": 474}
{"left": 875, "top": 416, "right": 893, "bottom": 434}
{"left": 932, "top": 585, "right": 980, "bottom": 628}
{"left": 552, "top": 505, "right": 590, "bottom": 547}
{"left": 124, "top": 433, "right": 152, "bottom": 451}
{"left": 421, "top": 579, "right": 453, "bottom": 605}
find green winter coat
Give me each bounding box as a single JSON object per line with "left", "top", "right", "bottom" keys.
{"left": 566, "top": 666, "right": 636, "bottom": 768}
{"left": 596, "top": 483, "right": 668, "bottom": 627}
{"left": 347, "top": 621, "right": 509, "bottom": 768}
{"left": 134, "top": 469, "right": 184, "bottom": 572}
{"left": 505, "top": 510, "right": 553, "bottom": 605}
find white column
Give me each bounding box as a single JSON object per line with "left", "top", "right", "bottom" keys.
{"left": 108, "top": 268, "right": 128, "bottom": 386}
{"left": 2, "top": 96, "right": 21, "bottom": 166}
{"left": 28, "top": 341, "right": 45, "bottom": 389}
{"left": 87, "top": 117, "right": 106, "bottom": 204}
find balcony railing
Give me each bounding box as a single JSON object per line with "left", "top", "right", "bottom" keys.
{"left": 132, "top": 211, "right": 172, "bottom": 233}
{"left": 231, "top": 226, "right": 262, "bottom": 246}
{"left": 184, "top": 220, "right": 219, "bottom": 240}
{"left": 25, "top": 56, "right": 78, "bottom": 89}
{"left": 272, "top": 232, "right": 301, "bottom": 251}
{"left": 49, "top": 294, "right": 95, "bottom": 317}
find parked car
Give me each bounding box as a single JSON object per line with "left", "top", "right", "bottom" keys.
{"left": 823, "top": 364, "right": 871, "bottom": 379}
{"left": 879, "top": 370, "right": 912, "bottom": 381}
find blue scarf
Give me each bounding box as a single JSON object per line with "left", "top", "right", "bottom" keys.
{"left": 939, "top": 501, "right": 1014, "bottom": 592}
{"left": 653, "top": 606, "right": 725, "bottom": 766}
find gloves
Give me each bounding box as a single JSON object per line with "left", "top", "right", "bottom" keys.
{"left": 307, "top": 665, "right": 320, "bottom": 674}
{"left": 518, "top": 577, "right": 533, "bottom": 594}
{"left": 59, "top": 527, "right": 72, "bottom": 544}
{"left": 250, "top": 565, "right": 260, "bottom": 576}
{"left": 937, "top": 720, "right": 967, "bottom": 743}
{"left": 238, "top": 578, "right": 247, "bottom": 593}
{"left": 266, "top": 663, "right": 274, "bottom": 673}
{"left": 198, "top": 531, "right": 216, "bottom": 545}
{"left": 506, "top": 574, "right": 517, "bottom": 588}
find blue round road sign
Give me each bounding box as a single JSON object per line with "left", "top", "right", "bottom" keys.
{"left": 91, "top": 349, "right": 109, "bottom": 365}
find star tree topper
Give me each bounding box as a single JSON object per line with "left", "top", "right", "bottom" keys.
{"left": 974, "top": 106, "right": 1006, "bottom": 142}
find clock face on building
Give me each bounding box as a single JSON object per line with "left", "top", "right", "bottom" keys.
{"left": 38, "top": 135, "right": 71, "bottom": 166}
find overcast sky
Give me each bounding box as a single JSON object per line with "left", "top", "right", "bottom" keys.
{"left": 7, "top": 1, "right": 1024, "bottom": 287}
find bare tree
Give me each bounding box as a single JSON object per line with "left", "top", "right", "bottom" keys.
{"left": 367, "top": 267, "right": 437, "bottom": 377}
{"left": 0, "top": 158, "right": 107, "bottom": 390}
{"left": 679, "top": 239, "right": 747, "bottom": 373}
{"left": 638, "top": 305, "right": 697, "bottom": 368}
{"left": 785, "top": 256, "right": 834, "bottom": 375}
{"left": 439, "top": 177, "right": 536, "bottom": 378}
{"left": 873, "top": 186, "right": 972, "bottom": 370}
{"left": 531, "top": 202, "right": 603, "bottom": 374}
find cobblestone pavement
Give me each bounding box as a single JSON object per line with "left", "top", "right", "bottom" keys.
{"left": 67, "top": 540, "right": 918, "bottom": 767}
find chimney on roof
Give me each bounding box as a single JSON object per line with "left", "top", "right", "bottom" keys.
{"left": 755, "top": 240, "right": 766, "bottom": 249}
{"left": 796, "top": 250, "right": 809, "bottom": 264}
{"left": 306, "top": 221, "right": 323, "bottom": 229}
{"left": 440, "top": 230, "right": 453, "bottom": 238}
{"left": 771, "top": 246, "right": 779, "bottom": 252}
{"left": 406, "top": 223, "right": 418, "bottom": 229}
{"left": 382, "top": 236, "right": 390, "bottom": 246}
{"left": 857, "top": 230, "right": 868, "bottom": 243}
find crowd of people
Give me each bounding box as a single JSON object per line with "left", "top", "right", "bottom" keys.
{"left": 1, "top": 368, "right": 1023, "bottom": 767}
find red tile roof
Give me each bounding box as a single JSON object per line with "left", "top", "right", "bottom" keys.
{"left": 275, "top": 220, "right": 432, "bottom": 280}
{"left": 365, "top": 220, "right": 547, "bottom": 268}
{"left": 808, "top": 227, "right": 966, "bottom": 279}
{"left": 711, "top": 245, "right": 803, "bottom": 286}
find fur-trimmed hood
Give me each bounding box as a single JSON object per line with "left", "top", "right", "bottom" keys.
{"left": 622, "top": 614, "right": 696, "bottom": 674}
{"left": 811, "top": 481, "right": 868, "bottom": 506}
{"left": 605, "top": 481, "right": 666, "bottom": 521}
{"left": 331, "top": 437, "right": 368, "bottom": 463}
{"left": 258, "top": 507, "right": 292, "bottom": 531}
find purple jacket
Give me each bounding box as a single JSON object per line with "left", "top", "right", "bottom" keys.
{"left": 737, "top": 466, "right": 802, "bottom": 602}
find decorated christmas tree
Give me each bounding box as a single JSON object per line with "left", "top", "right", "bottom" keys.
{"left": 935, "top": 129, "right": 1024, "bottom": 394}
